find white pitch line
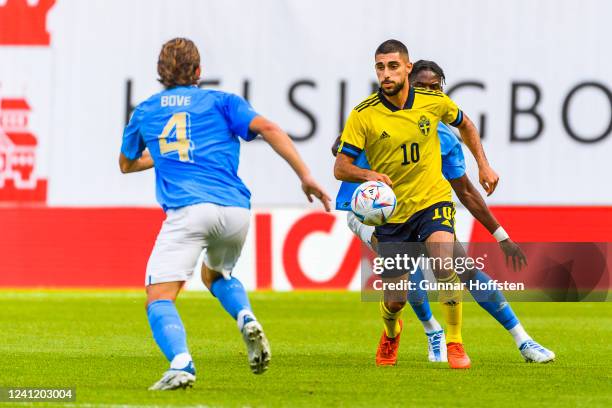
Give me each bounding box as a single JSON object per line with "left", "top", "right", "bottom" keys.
{"left": 18, "top": 403, "right": 213, "bottom": 408}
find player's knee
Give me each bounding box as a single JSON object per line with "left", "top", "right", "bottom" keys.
{"left": 457, "top": 268, "right": 475, "bottom": 283}
{"left": 202, "top": 272, "right": 216, "bottom": 290}
{"left": 145, "top": 291, "right": 177, "bottom": 306}
{"left": 434, "top": 266, "right": 456, "bottom": 280}
{"left": 408, "top": 293, "right": 425, "bottom": 305}
{"left": 201, "top": 265, "right": 223, "bottom": 290}
{"left": 386, "top": 301, "right": 406, "bottom": 313}
{"left": 145, "top": 281, "right": 183, "bottom": 306}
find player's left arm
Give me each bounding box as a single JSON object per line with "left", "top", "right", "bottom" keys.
{"left": 449, "top": 174, "right": 527, "bottom": 270}
{"left": 119, "top": 106, "right": 154, "bottom": 173}
{"left": 220, "top": 92, "right": 330, "bottom": 211}
{"left": 119, "top": 149, "right": 154, "bottom": 173}
{"left": 331, "top": 135, "right": 341, "bottom": 157}
{"left": 440, "top": 95, "right": 499, "bottom": 195}
{"left": 455, "top": 114, "right": 500, "bottom": 196}
{"left": 249, "top": 115, "right": 331, "bottom": 212}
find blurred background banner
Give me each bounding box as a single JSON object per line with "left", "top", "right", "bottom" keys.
{"left": 1, "top": 0, "right": 611, "bottom": 288}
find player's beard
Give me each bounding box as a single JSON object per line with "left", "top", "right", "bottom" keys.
{"left": 381, "top": 80, "right": 405, "bottom": 97}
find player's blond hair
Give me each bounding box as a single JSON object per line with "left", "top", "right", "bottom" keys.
{"left": 157, "top": 38, "right": 200, "bottom": 88}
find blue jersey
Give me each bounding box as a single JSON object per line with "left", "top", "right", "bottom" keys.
{"left": 439, "top": 123, "right": 466, "bottom": 181}
{"left": 121, "top": 86, "right": 258, "bottom": 211}
{"left": 335, "top": 123, "right": 465, "bottom": 211}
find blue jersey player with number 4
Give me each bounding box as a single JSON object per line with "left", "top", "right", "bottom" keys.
{"left": 119, "top": 38, "right": 331, "bottom": 390}
{"left": 333, "top": 60, "right": 554, "bottom": 365}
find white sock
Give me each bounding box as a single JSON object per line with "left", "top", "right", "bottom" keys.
{"left": 422, "top": 316, "right": 443, "bottom": 334}
{"left": 237, "top": 309, "right": 256, "bottom": 331}
{"left": 509, "top": 323, "right": 531, "bottom": 347}
{"left": 346, "top": 212, "right": 375, "bottom": 251}
{"left": 170, "top": 352, "right": 192, "bottom": 369}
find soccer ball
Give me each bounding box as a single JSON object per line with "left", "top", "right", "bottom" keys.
{"left": 350, "top": 181, "right": 396, "bottom": 226}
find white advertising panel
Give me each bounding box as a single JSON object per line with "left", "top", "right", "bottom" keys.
{"left": 0, "top": 0, "right": 610, "bottom": 208}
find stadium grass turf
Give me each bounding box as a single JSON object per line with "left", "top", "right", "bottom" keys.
{"left": 0, "top": 290, "right": 610, "bottom": 407}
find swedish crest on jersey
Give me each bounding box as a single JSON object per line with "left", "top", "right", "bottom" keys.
{"left": 418, "top": 115, "right": 431, "bottom": 136}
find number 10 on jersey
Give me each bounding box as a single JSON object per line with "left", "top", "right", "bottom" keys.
{"left": 159, "top": 112, "right": 193, "bottom": 162}
{"left": 400, "top": 143, "right": 420, "bottom": 165}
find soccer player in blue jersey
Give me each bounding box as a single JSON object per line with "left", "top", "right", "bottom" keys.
{"left": 119, "top": 38, "right": 331, "bottom": 390}
{"left": 333, "top": 59, "right": 554, "bottom": 364}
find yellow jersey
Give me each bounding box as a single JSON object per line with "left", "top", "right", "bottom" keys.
{"left": 338, "top": 86, "right": 464, "bottom": 223}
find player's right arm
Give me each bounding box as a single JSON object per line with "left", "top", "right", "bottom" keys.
{"left": 249, "top": 116, "right": 331, "bottom": 212}
{"left": 333, "top": 110, "right": 392, "bottom": 186}
{"left": 334, "top": 154, "right": 392, "bottom": 186}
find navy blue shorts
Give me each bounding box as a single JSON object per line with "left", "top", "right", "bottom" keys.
{"left": 375, "top": 201, "right": 456, "bottom": 243}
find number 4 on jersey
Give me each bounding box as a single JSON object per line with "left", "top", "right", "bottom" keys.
{"left": 159, "top": 112, "right": 193, "bottom": 162}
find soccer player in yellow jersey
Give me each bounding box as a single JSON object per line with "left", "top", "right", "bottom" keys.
{"left": 334, "top": 40, "right": 499, "bottom": 369}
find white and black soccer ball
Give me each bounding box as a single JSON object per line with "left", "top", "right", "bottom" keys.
{"left": 350, "top": 181, "right": 396, "bottom": 226}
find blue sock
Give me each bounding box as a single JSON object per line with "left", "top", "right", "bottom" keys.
{"left": 210, "top": 277, "right": 254, "bottom": 326}
{"left": 467, "top": 269, "right": 520, "bottom": 330}
{"left": 408, "top": 267, "right": 433, "bottom": 322}
{"left": 146, "top": 300, "right": 189, "bottom": 362}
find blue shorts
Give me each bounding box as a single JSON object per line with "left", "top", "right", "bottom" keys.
{"left": 375, "top": 201, "right": 456, "bottom": 243}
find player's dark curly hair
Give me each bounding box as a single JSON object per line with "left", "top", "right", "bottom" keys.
{"left": 409, "top": 60, "right": 446, "bottom": 85}
{"left": 157, "top": 38, "right": 200, "bottom": 88}
{"left": 375, "top": 39, "right": 409, "bottom": 59}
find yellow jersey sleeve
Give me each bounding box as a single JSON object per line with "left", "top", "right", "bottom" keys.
{"left": 338, "top": 110, "right": 366, "bottom": 159}
{"left": 440, "top": 94, "right": 464, "bottom": 127}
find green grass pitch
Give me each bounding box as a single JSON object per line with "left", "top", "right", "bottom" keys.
{"left": 0, "top": 290, "right": 610, "bottom": 407}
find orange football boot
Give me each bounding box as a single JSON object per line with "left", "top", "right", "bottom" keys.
{"left": 375, "top": 320, "right": 403, "bottom": 366}
{"left": 447, "top": 342, "right": 471, "bottom": 369}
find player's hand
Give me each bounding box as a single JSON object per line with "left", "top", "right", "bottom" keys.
{"left": 499, "top": 238, "right": 528, "bottom": 272}
{"left": 365, "top": 170, "right": 393, "bottom": 187}
{"left": 301, "top": 174, "right": 332, "bottom": 212}
{"left": 479, "top": 165, "right": 499, "bottom": 196}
